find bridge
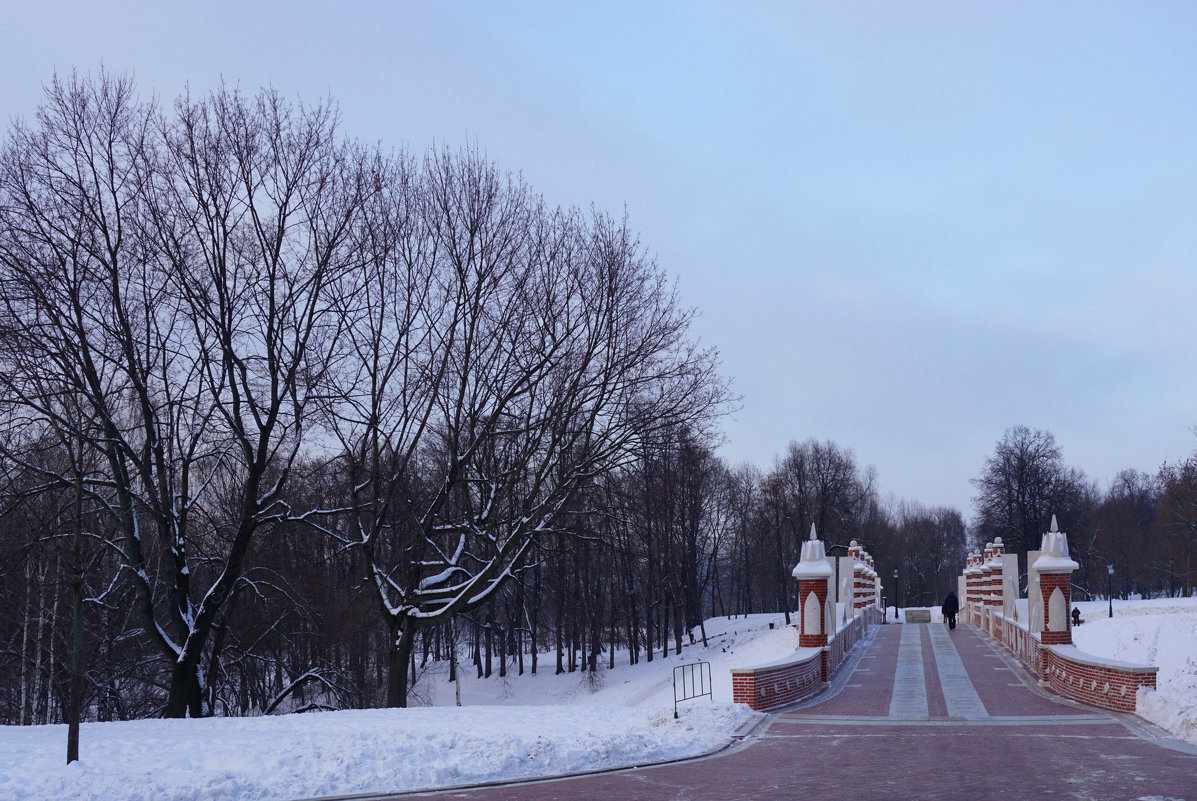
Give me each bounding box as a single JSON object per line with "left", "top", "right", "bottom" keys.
{"left": 398, "top": 522, "right": 1195, "bottom": 800}
{"left": 400, "top": 621, "right": 1195, "bottom": 799}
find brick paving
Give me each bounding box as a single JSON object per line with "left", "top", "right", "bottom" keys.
{"left": 392, "top": 624, "right": 1197, "bottom": 800}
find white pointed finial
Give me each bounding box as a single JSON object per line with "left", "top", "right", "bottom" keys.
{"left": 1050, "top": 514, "right": 1058, "bottom": 533}
{"left": 793, "top": 523, "right": 833, "bottom": 579}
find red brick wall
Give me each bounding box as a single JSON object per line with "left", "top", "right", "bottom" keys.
{"left": 1039, "top": 573, "right": 1072, "bottom": 645}
{"left": 1041, "top": 647, "right": 1157, "bottom": 713}
{"left": 854, "top": 569, "right": 868, "bottom": 612}
{"left": 731, "top": 610, "right": 881, "bottom": 711}
{"left": 731, "top": 651, "right": 823, "bottom": 710}
{"left": 798, "top": 578, "right": 829, "bottom": 648}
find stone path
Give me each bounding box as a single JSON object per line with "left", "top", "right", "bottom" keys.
{"left": 394, "top": 624, "right": 1197, "bottom": 800}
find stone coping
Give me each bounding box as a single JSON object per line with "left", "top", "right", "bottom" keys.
{"left": 1045, "top": 644, "right": 1158, "bottom": 674}
{"left": 994, "top": 611, "right": 1028, "bottom": 631}
{"left": 993, "top": 614, "right": 1157, "bottom": 673}
{"left": 729, "top": 647, "right": 823, "bottom": 675}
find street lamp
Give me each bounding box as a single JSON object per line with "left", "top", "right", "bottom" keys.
{"left": 893, "top": 568, "right": 899, "bottom": 619}
{"left": 1107, "top": 563, "right": 1114, "bottom": 618}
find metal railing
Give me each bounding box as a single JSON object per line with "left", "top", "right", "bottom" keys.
{"left": 673, "top": 661, "right": 713, "bottom": 718}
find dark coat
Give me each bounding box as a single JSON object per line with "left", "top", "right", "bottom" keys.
{"left": 941, "top": 590, "right": 959, "bottom": 617}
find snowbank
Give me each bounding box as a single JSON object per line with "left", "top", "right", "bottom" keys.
{"left": 1072, "top": 598, "right": 1197, "bottom": 745}
{"left": 0, "top": 614, "right": 787, "bottom": 801}
{"left": 0, "top": 704, "right": 753, "bottom": 801}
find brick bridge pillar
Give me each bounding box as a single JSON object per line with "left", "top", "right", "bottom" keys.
{"left": 793, "top": 524, "right": 834, "bottom": 651}
{"left": 963, "top": 550, "right": 981, "bottom": 623}
{"left": 985, "top": 538, "right": 1004, "bottom": 610}
{"left": 1032, "top": 516, "right": 1079, "bottom": 646}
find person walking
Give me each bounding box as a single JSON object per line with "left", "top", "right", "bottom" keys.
{"left": 941, "top": 590, "right": 959, "bottom": 630}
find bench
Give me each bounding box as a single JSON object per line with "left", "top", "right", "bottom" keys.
{"left": 904, "top": 609, "right": 931, "bottom": 623}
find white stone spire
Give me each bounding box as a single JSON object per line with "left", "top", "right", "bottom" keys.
{"left": 792, "top": 524, "right": 834, "bottom": 579}
{"left": 1033, "top": 514, "right": 1079, "bottom": 572}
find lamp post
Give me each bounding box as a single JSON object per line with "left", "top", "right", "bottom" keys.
{"left": 893, "top": 568, "right": 899, "bottom": 620}
{"left": 1107, "top": 563, "right": 1114, "bottom": 618}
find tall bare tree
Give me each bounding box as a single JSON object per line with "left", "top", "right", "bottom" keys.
{"left": 0, "top": 72, "right": 363, "bottom": 716}
{"left": 971, "top": 425, "right": 1089, "bottom": 561}
{"left": 319, "top": 147, "right": 731, "bottom": 706}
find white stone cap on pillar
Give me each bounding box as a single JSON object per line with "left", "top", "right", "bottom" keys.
{"left": 985, "top": 537, "right": 1005, "bottom": 568}
{"left": 854, "top": 546, "right": 870, "bottom": 573}
{"left": 792, "top": 524, "right": 834, "bottom": 579}
{"left": 1032, "top": 516, "right": 1079, "bottom": 572}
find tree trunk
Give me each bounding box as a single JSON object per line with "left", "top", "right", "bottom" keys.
{"left": 662, "top": 600, "right": 670, "bottom": 657}
{"left": 67, "top": 481, "right": 84, "bottom": 763}
{"left": 30, "top": 563, "right": 46, "bottom": 724}
{"left": 608, "top": 595, "right": 616, "bottom": 670}
{"left": 450, "top": 617, "right": 462, "bottom": 707}
{"left": 484, "top": 620, "right": 493, "bottom": 679}
{"left": 385, "top": 622, "right": 416, "bottom": 708}
{"left": 45, "top": 564, "right": 60, "bottom": 723}
{"left": 497, "top": 621, "right": 506, "bottom": 679}
{"left": 473, "top": 623, "right": 483, "bottom": 679}
{"left": 165, "top": 653, "right": 205, "bottom": 718}
{"left": 517, "top": 627, "right": 524, "bottom": 676}
{"left": 20, "top": 561, "right": 32, "bottom": 725}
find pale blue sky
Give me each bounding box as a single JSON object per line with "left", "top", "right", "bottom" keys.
{"left": 4, "top": 1, "right": 1196, "bottom": 513}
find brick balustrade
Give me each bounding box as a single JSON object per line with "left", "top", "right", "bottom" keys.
{"left": 731, "top": 649, "right": 824, "bottom": 709}
{"left": 731, "top": 608, "right": 881, "bottom": 711}
{"left": 1041, "top": 645, "right": 1157, "bottom": 712}
{"left": 987, "top": 611, "right": 1157, "bottom": 712}
{"left": 964, "top": 518, "right": 1158, "bottom": 714}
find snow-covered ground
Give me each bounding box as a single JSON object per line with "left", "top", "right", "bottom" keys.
{"left": 0, "top": 613, "right": 786, "bottom": 801}
{"left": 1070, "top": 596, "right": 1197, "bottom": 745}
{"left": 0, "top": 704, "right": 753, "bottom": 801}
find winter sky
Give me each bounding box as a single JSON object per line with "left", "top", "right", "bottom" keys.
{"left": 4, "top": 1, "right": 1196, "bottom": 514}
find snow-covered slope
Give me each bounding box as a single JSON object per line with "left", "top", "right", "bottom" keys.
{"left": 1071, "top": 597, "right": 1197, "bottom": 745}
{"left": 0, "top": 613, "right": 788, "bottom": 801}
{"left": 416, "top": 612, "right": 800, "bottom": 710}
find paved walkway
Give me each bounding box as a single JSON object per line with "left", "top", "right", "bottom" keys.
{"left": 400, "top": 624, "right": 1197, "bottom": 800}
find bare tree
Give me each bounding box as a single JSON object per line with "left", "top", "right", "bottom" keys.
{"left": 970, "top": 426, "right": 1089, "bottom": 560}
{"left": 0, "top": 72, "right": 362, "bottom": 716}
{"left": 1156, "top": 450, "right": 1197, "bottom": 595}
{"left": 319, "top": 147, "right": 731, "bottom": 706}
{"left": 890, "top": 501, "right": 966, "bottom": 606}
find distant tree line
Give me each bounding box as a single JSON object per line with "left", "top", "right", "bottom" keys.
{"left": 0, "top": 72, "right": 1193, "bottom": 734}
{"left": 970, "top": 425, "right": 1197, "bottom": 603}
